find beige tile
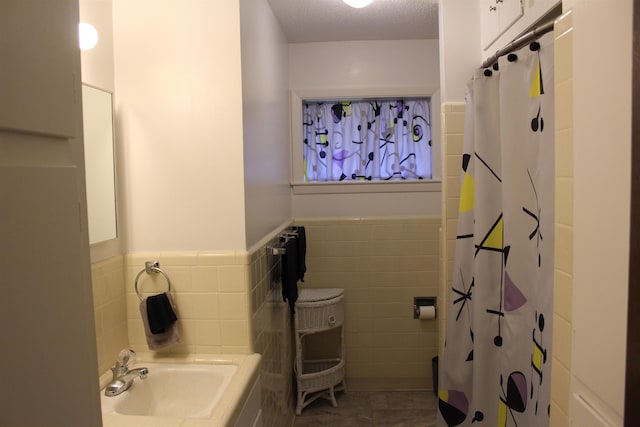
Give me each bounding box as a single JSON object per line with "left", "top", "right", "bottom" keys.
{"left": 312, "top": 256, "right": 361, "bottom": 273}
{"left": 197, "top": 251, "right": 240, "bottom": 265}
{"left": 345, "top": 332, "right": 374, "bottom": 348}
{"left": 554, "top": 28, "right": 573, "bottom": 84}
{"left": 126, "top": 252, "right": 163, "bottom": 267}
{"left": 554, "top": 10, "right": 573, "bottom": 35}
{"left": 160, "top": 266, "right": 192, "bottom": 293}
{"left": 159, "top": 252, "right": 198, "bottom": 265}
{"left": 554, "top": 269, "right": 573, "bottom": 322}
{"left": 345, "top": 311, "right": 376, "bottom": 333}
{"left": 370, "top": 361, "right": 430, "bottom": 378}
{"left": 218, "top": 265, "right": 246, "bottom": 292}
{"left": 191, "top": 266, "right": 219, "bottom": 292}
{"left": 444, "top": 111, "right": 465, "bottom": 134}
{"left": 367, "top": 303, "right": 409, "bottom": 318}
{"left": 371, "top": 223, "right": 405, "bottom": 240}
{"left": 173, "top": 293, "right": 218, "bottom": 320}
{"left": 373, "top": 317, "right": 433, "bottom": 334}
{"left": 311, "top": 240, "right": 369, "bottom": 257}
{"left": 221, "top": 320, "right": 250, "bottom": 347}
{"left": 555, "top": 128, "right": 574, "bottom": 177}
{"left": 550, "top": 400, "right": 569, "bottom": 427}
{"left": 444, "top": 103, "right": 465, "bottom": 113}
{"left": 281, "top": 218, "right": 443, "bottom": 386}
{"left": 103, "top": 325, "right": 129, "bottom": 364}
{"left": 555, "top": 79, "right": 573, "bottom": 131}
{"left": 126, "top": 292, "right": 141, "bottom": 319}
{"left": 555, "top": 177, "right": 574, "bottom": 226}
{"left": 555, "top": 224, "right": 573, "bottom": 275}
{"left": 193, "top": 345, "right": 223, "bottom": 354}
{"left": 446, "top": 195, "right": 460, "bottom": 219}
{"left": 446, "top": 218, "right": 458, "bottom": 240}
{"left": 101, "top": 296, "right": 127, "bottom": 333}
{"left": 446, "top": 154, "right": 463, "bottom": 177}
{"left": 92, "top": 272, "right": 109, "bottom": 306}
{"left": 551, "top": 358, "right": 571, "bottom": 414}
{"left": 219, "top": 293, "right": 249, "bottom": 320}
{"left": 372, "top": 347, "right": 432, "bottom": 364}
{"left": 107, "top": 271, "right": 126, "bottom": 300}
{"left": 127, "top": 319, "right": 147, "bottom": 349}
{"left": 347, "top": 362, "right": 376, "bottom": 378}
{"left": 552, "top": 314, "right": 572, "bottom": 368}
{"left": 371, "top": 240, "right": 433, "bottom": 257}
{"left": 221, "top": 345, "right": 251, "bottom": 354}
{"left": 376, "top": 332, "right": 435, "bottom": 349}
{"left": 94, "top": 305, "right": 104, "bottom": 336}
{"left": 348, "top": 347, "right": 375, "bottom": 363}
{"left": 446, "top": 133, "right": 464, "bottom": 155}
{"left": 183, "top": 319, "right": 221, "bottom": 347}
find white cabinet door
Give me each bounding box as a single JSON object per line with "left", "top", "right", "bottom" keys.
{"left": 481, "top": 0, "right": 524, "bottom": 50}
{"left": 0, "top": 1, "right": 79, "bottom": 137}
{"left": 0, "top": 1, "right": 102, "bottom": 426}
{"left": 481, "top": 0, "right": 501, "bottom": 49}
{"left": 499, "top": 0, "right": 524, "bottom": 35}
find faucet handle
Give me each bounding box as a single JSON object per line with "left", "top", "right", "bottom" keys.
{"left": 117, "top": 348, "right": 137, "bottom": 368}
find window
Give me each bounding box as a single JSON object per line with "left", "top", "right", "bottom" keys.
{"left": 302, "top": 98, "right": 432, "bottom": 182}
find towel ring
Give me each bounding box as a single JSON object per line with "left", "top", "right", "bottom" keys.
{"left": 134, "top": 260, "right": 172, "bottom": 301}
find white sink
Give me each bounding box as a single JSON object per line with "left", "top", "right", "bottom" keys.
{"left": 100, "top": 363, "right": 237, "bottom": 419}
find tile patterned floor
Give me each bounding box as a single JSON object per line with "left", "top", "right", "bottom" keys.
{"left": 293, "top": 390, "right": 437, "bottom": 427}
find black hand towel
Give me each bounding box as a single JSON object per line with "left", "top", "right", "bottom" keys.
{"left": 295, "top": 226, "right": 307, "bottom": 282}
{"left": 146, "top": 292, "right": 178, "bottom": 334}
{"left": 281, "top": 237, "right": 299, "bottom": 313}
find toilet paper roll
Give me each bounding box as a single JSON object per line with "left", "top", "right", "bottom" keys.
{"left": 418, "top": 305, "right": 436, "bottom": 320}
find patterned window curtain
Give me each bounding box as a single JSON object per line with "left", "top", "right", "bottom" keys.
{"left": 302, "top": 99, "right": 431, "bottom": 182}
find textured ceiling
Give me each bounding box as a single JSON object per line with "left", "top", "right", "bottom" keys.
{"left": 267, "top": 0, "right": 439, "bottom": 43}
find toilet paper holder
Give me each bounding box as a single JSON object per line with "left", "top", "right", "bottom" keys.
{"left": 413, "top": 296, "right": 437, "bottom": 319}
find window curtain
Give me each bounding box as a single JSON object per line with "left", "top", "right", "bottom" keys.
{"left": 438, "top": 33, "right": 554, "bottom": 427}
{"left": 302, "top": 99, "right": 431, "bottom": 181}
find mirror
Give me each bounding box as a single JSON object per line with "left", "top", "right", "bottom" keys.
{"left": 82, "top": 84, "right": 117, "bottom": 244}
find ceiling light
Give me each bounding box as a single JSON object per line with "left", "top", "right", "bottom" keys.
{"left": 343, "top": 0, "right": 374, "bottom": 8}
{"left": 79, "top": 22, "right": 98, "bottom": 50}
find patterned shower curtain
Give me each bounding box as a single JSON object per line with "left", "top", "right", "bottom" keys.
{"left": 438, "top": 32, "right": 554, "bottom": 427}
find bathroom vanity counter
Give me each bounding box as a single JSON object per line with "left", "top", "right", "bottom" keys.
{"left": 99, "top": 353, "right": 261, "bottom": 427}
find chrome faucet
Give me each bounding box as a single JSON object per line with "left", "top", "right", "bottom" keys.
{"left": 104, "top": 349, "right": 149, "bottom": 397}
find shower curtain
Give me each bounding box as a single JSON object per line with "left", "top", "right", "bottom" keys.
{"left": 438, "top": 33, "right": 554, "bottom": 427}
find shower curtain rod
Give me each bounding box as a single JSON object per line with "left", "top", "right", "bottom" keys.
{"left": 481, "top": 20, "right": 555, "bottom": 69}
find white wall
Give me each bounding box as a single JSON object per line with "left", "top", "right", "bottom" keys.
{"left": 112, "top": 0, "right": 247, "bottom": 252}
{"left": 438, "top": 0, "right": 480, "bottom": 103}
{"left": 290, "top": 40, "right": 439, "bottom": 91}
{"left": 566, "top": 0, "right": 631, "bottom": 424}
{"left": 289, "top": 40, "right": 441, "bottom": 218}
{"left": 80, "top": 0, "right": 124, "bottom": 263}
{"left": 79, "top": 0, "right": 115, "bottom": 92}
{"left": 240, "top": 0, "right": 292, "bottom": 249}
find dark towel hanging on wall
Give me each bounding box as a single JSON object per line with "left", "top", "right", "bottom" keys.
{"left": 146, "top": 292, "right": 178, "bottom": 334}
{"left": 295, "top": 226, "right": 307, "bottom": 282}
{"left": 281, "top": 237, "right": 299, "bottom": 313}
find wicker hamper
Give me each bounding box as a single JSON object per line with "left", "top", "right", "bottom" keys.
{"left": 294, "top": 288, "right": 346, "bottom": 415}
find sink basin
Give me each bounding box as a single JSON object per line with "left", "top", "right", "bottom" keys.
{"left": 100, "top": 363, "right": 237, "bottom": 419}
